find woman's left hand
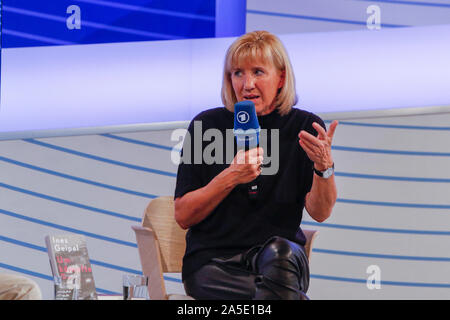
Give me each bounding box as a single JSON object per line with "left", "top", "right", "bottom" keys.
{"left": 298, "top": 120, "right": 338, "bottom": 171}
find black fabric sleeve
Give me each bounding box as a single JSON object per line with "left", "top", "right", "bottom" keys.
{"left": 174, "top": 119, "right": 204, "bottom": 199}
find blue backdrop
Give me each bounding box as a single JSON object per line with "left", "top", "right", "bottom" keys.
{"left": 1, "top": 0, "right": 245, "bottom": 48}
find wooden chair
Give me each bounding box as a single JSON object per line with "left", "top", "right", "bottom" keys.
{"left": 300, "top": 229, "right": 319, "bottom": 263}
{"left": 132, "top": 196, "right": 319, "bottom": 300}
{"left": 132, "top": 196, "right": 189, "bottom": 300}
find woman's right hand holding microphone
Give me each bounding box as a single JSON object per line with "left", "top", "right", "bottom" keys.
{"left": 227, "top": 147, "right": 264, "bottom": 186}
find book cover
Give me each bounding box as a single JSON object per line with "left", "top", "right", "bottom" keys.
{"left": 45, "top": 234, "right": 98, "bottom": 300}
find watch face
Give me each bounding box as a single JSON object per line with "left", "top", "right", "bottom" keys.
{"left": 323, "top": 167, "right": 334, "bottom": 179}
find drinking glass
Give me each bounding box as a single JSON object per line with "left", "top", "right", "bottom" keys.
{"left": 122, "top": 274, "right": 149, "bottom": 300}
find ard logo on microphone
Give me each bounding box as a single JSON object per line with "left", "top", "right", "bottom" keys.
{"left": 236, "top": 111, "right": 250, "bottom": 124}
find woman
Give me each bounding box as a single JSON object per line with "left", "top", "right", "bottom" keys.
{"left": 174, "top": 31, "right": 338, "bottom": 300}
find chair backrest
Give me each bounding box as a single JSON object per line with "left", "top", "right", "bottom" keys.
{"left": 142, "top": 196, "right": 187, "bottom": 273}
{"left": 302, "top": 229, "right": 319, "bottom": 262}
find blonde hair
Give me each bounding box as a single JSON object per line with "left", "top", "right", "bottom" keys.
{"left": 221, "top": 30, "right": 297, "bottom": 116}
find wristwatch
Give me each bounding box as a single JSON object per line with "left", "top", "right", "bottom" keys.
{"left": 314, "top": 163, "right": 335, "bottom": 179}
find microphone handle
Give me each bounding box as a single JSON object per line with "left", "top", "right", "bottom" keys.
{"left": 247, "top": 175, "right": 259, "bottom": 200}
{"left": 248, "top": 183, "right": 258, "bottom": 200}
{"left": 234, "top": 133, "right": 261, "bottom": 200}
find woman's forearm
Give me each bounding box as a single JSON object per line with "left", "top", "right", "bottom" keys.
{"left": 174, "top": 167, "right": 239, "bottom": 229}
{"left": 304, "top": 173, "right": 337, "bottom": 222}
{"left": 299, "top": 120, "right": 339, "bottom": 223}
{"left": 175, "top": 148, "right": 263, "bottom": 229}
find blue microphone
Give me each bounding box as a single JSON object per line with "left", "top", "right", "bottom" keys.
{"left": 233, "top": 101, "right": 261, "bottom": 150}
{"left": 233, "top": 101, "right": 261, "bottom": 200}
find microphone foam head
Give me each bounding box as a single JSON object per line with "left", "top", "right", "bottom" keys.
{"left": 234, "top": 101, "right": 259, "bottom": 130}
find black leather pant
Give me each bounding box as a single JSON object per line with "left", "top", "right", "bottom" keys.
{"left": 184, "top": 236, "right": 310, "bottom": 300}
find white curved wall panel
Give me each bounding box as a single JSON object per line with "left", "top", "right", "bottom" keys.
{"left": 1, "top": 24, "right": 449, "bottom": 138}
{"left": 1, "top": 110, "right": 449, "bottom": 299}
